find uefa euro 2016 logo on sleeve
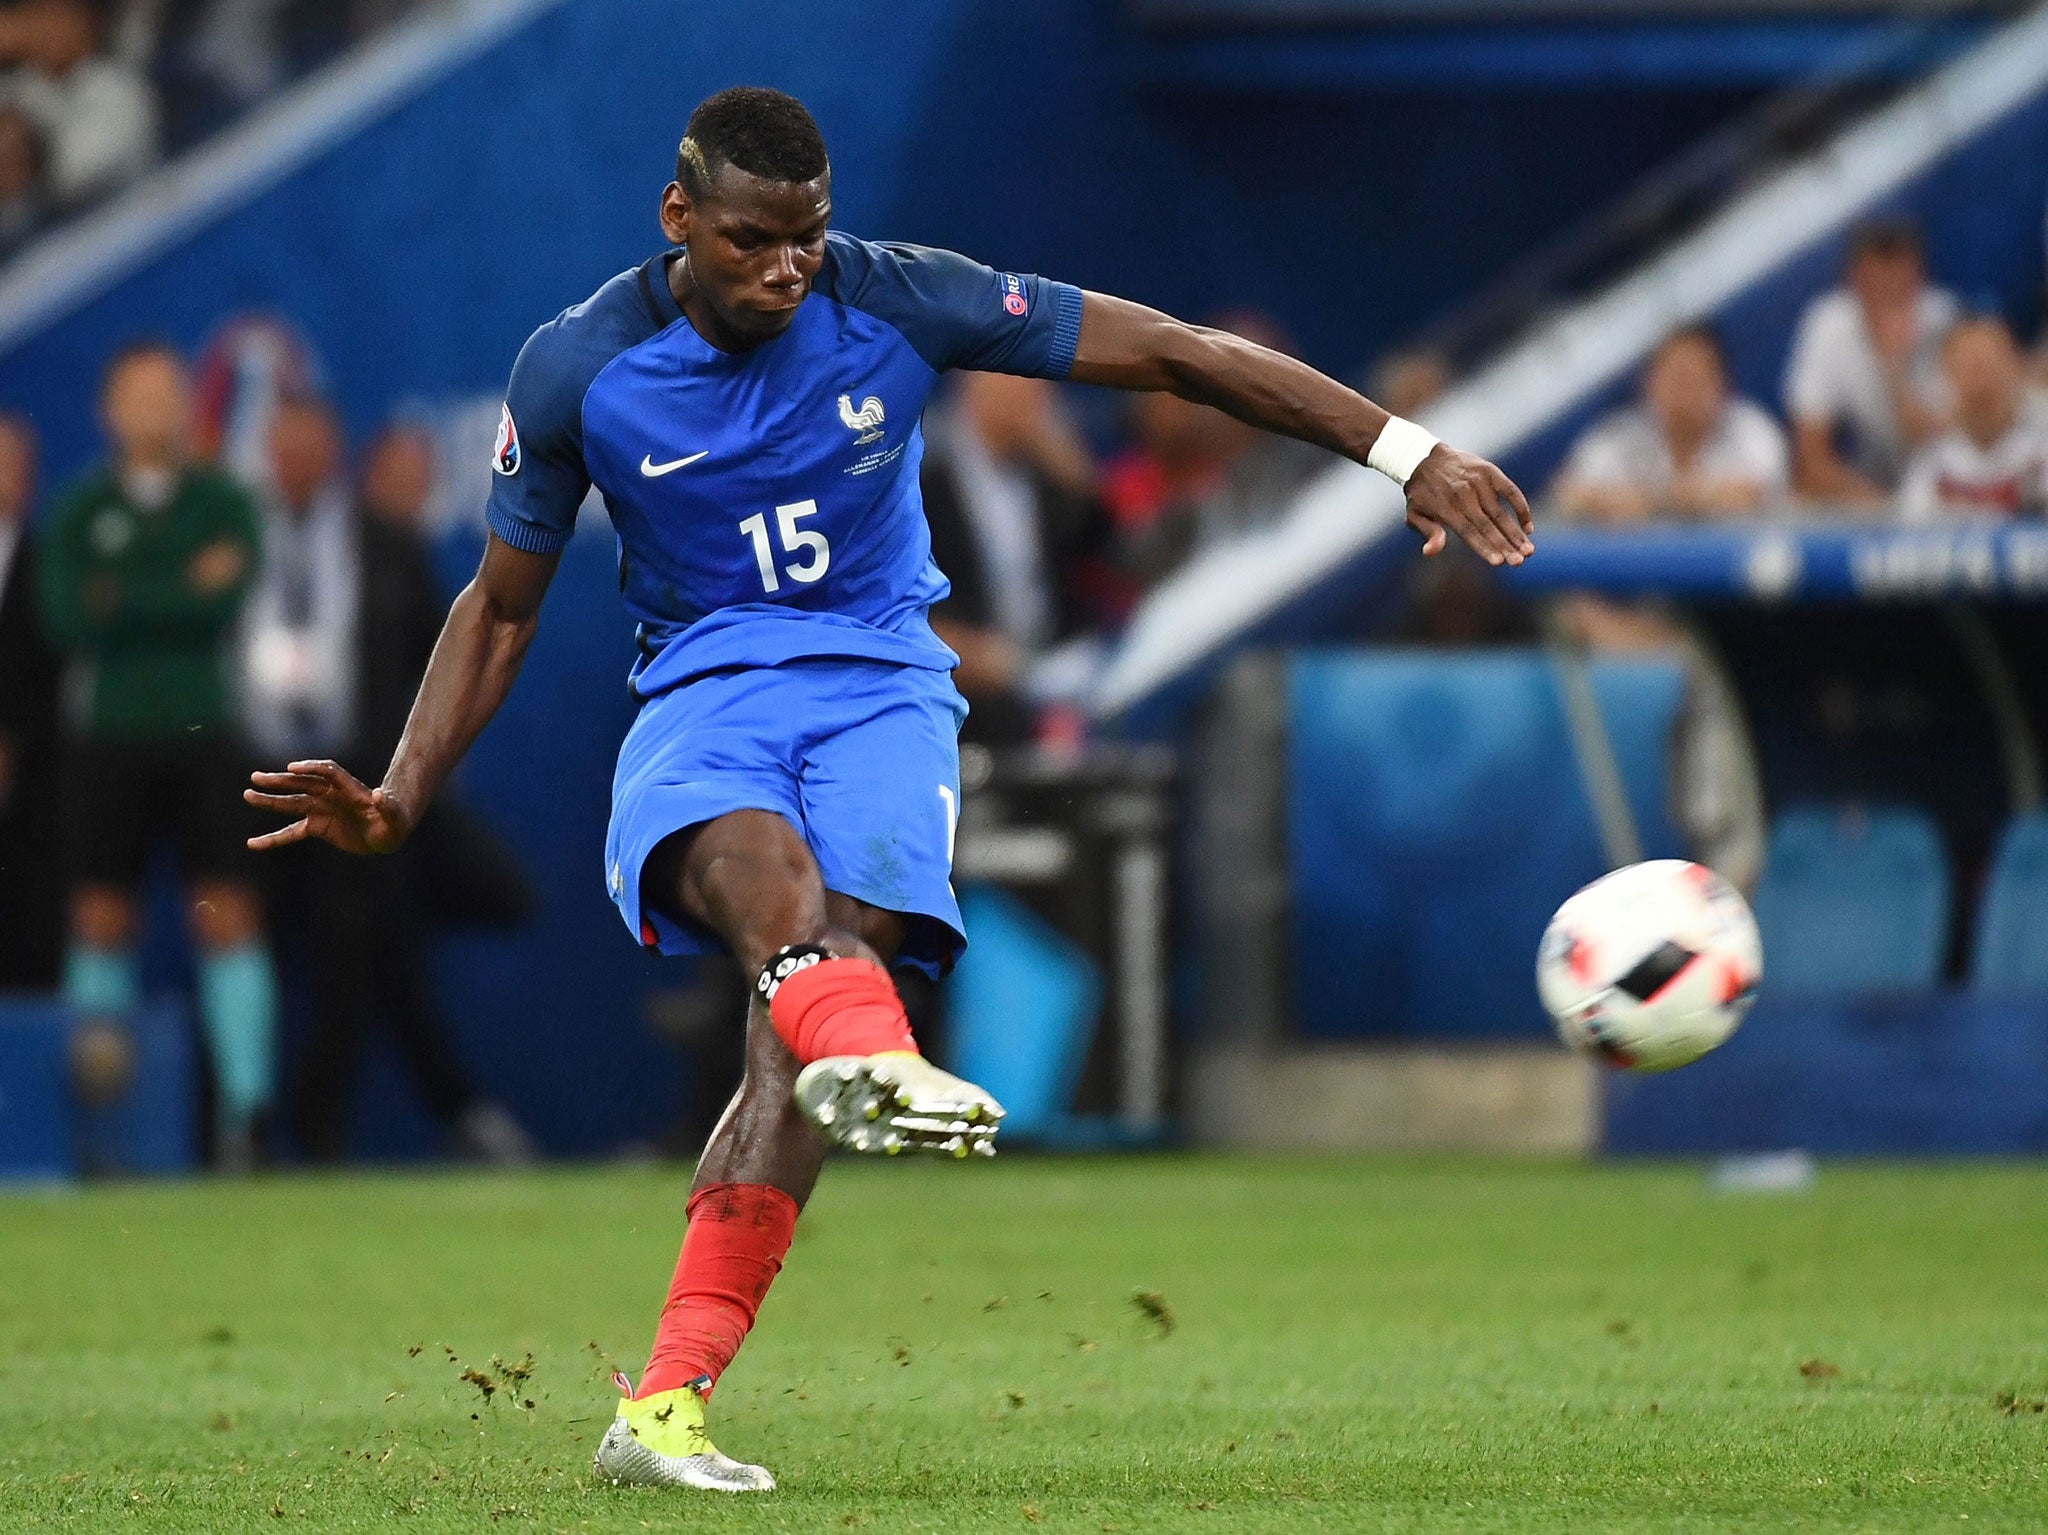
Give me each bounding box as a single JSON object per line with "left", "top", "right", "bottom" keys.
{"left": 1001, "top": 273, "right": 1027, "bottom": 317}
{"left": 493, "top": 403, "right": 521, "bottom": 476}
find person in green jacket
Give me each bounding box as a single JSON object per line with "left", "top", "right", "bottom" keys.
{"left": 39, "top": 339, "right": 278, "bottom": 1170}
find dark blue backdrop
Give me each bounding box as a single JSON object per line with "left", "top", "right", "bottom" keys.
{"left": 0, "top": 0, "right": 1768, "bottom": 486}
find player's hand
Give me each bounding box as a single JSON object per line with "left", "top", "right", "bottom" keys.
{"left": 187, "top": 537, "right": 248, "bottom": 596}
{"left": 1403, "top": 444, "right": 1535, "bottom": 566}
{"left": 244, "top": 759, "right": 413, "bottom": 855}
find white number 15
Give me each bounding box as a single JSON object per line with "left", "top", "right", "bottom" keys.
{"left": 738, "top": 499, "right": 830, "bottom": 594}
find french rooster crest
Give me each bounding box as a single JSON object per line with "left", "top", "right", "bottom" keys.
{"left": 837, "top": 393, "right": 886, "bottom": 445}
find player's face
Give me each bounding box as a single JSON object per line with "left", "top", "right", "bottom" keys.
{"left": 663, "top": 166, "right": 830, "bottom": 345}
{"left": 1848, "top": 247, "right": 1921, "bottom": 312}
{"left": 268, "top": 401, "right": 342, "bottom": 514}
{"left": 1944, "top": 321, "right": 2021, "bottom": 432}
{"left": 100, "top": 352, "right": 193, "bottom": 467}
{"left": 0, "top": 418, "right": 31, "bottom": 524}
{"left": 1644, "top": 335, "right": 1725, "bottom": 442}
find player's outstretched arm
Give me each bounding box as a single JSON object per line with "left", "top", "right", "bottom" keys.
{"left": 244, "top": 533, "right": 559, "bottom": 854}
{"left": 1066, "top": 291, "right": 1534, "bottom": 565}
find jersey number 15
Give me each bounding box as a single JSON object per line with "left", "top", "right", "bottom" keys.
{"left": 739, "top": 500, "right": 831, "bottom": 594}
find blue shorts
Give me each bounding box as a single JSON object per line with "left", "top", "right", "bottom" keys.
{"left": 605, "top": 659, "right": 969, "bottom": 977}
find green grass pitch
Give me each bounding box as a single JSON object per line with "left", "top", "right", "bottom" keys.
{"left": 3, "top": 1156, "right": 2046, "bottom": 1531}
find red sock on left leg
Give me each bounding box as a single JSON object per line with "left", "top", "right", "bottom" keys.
{"left": 763, "top": 954, "right": 917, "bottom": 1065}
{"left": 637, "top": 1182, "right": 798, "bottom": 1399}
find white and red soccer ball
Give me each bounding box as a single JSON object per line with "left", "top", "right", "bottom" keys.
{"left": 1536, "top": 860, "right": 1762, "bottom": 1073}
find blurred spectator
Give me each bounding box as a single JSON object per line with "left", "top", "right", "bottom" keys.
{"left": 358, "top": 418, "right": 437, "bottom": 530}
{"left": 167, "top": 0, "right": 404, "bottom": 123}
{"left": 1899, "top": 315, "right": 2048, "bottom": 522}
{"left": 1369, "top": 345, "right": 1452, "bottom": 421}
{"left": 148, "top": 0, "right": 426, "bottom": 152}
{"left": 1554, "top": 325, "right": 1789, "bottom": 522}
{"left": 246, "top": 398, "right": 533, "bottom": 1162}
{"left": 1101, "top": 388, "right": 1248, "bottom": 595}
{"left": 0, "top": 98, "right": 47, "bottom": 253}
{"left": 1191, "top": 309, "right": 1327, "bottom": 532}
{"left": 37, "top": 341, "right": 275, "bottom": 1168}
{"left": 921, "top": 371, "right": 1106, "bottom": 745}
{"left": 193, "top": 310, "right": 326, "bottom": 485}
{"left": 242, "top": 391, "right": 351, "bottom": 759}
{"left": 1785, "top": 216, "right": 1957, "bottom": 503}
{"left": 0, "top": 409, "right": 62, "bottom": 988}
{"left": 0, "top": 0, "right": 156, "bottom": 209}
{"left": 1099, "top": 310, "right": 1318, "bottom": 603}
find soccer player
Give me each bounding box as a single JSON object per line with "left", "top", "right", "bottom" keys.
{"left": 245, "top": 87, "right": 1534, "bottom": 1492}
{"left": 45, "top": 342, "right": 278, "bottom": 1171}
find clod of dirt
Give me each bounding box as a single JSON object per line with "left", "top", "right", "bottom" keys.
{"left": 1799, "top": 1358, "right": 1841, "bottom": 1379}
{"left": 1131, "top": 1289, "right": 1176, "bottom": 1337}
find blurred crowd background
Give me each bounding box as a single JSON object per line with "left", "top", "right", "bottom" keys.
{"left": 4, "top": 0, "right": 2048, "bottom": 1172}
{"left": 1, "top": 0, "right": 432, "bottom": 255}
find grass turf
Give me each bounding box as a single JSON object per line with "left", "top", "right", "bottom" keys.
{"left": 2, "top": 1157, "right": 2045, "bottom": 1532}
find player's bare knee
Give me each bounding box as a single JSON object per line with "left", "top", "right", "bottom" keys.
{"left": 188, "top": 881, "right": 265, "bottom": 951}
{"left": 824, "top": 893, "right": 904, "bottom": 966}
{"left": 820, "top": 925, "right": 883, "bottom": 966}
{"left": 71, "top": 885, "right": 136, "bottom": 947}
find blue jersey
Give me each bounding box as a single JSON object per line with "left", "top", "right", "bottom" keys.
{"left": 484, "top": 232, "right": 1083, "bottom": 694}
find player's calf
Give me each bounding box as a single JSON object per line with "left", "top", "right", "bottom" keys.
{"left": 757, "top": 944, "right": 1002, "bottom": 1157}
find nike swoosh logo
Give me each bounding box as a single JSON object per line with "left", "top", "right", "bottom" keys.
{"left": 640, "top": 451, "right": 709, "bottom": 476}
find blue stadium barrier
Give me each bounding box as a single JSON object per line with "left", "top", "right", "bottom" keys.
{"left": 1287, "top": 649, "right": 1685, "bottom": 1039}
{"left": 86, "top": 1004, "right": 200, "bottom": 1175}
{"left": 1751, "top": 806, "right": 1950, "bottom": 993}
{"left": 0, "top": 999, "right": 197, "bottom": 1180}
{"left": 0, "top": 1002, "right": 71, "bottom": 1181}
{"left": 1605, "top": 992, "right": 2048, "bottom": 1155}
{"left": 946, "top": 885, "right": 1102, "bottom": 1142}
{"left": 1972, "top": 811, "right": 2048, "bottom": 994}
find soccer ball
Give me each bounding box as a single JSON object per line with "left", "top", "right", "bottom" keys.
{"left": 1535, "top": 860, "right": 1761, "bottom": 1073}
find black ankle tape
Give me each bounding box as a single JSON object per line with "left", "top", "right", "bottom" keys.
{"left": 755, "top": 944, "right": 831, "bottom": 1003}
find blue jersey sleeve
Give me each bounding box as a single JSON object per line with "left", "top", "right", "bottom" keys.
{"left": 483, "top": 319, "right": 594, "bottom": 556}
{"left": 822, "top": 233, "right": 1084, "bottom": 379}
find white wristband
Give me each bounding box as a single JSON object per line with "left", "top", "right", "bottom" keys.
{"left": 1367, "top": 416, "right": 1440, "bottom": 486}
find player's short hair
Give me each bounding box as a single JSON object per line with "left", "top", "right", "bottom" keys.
{"left": 100, "top": 337, "right": 184, "bottom": 395}
{"left": 1847, "top": 214, "right": 1922, "bottom": 265}
{"left": 1653, "top": 322, "right": 1727, "bottom": 369}
{"left": 675, "top": 87, "right": 828, "bottom": 202}
{"left": 0, "top": 408, "right": 34, "bottom": 453}
{"left": 1943, "top": 310, "right": 2017, "bottom": 351}
{"left": 273, "top": 385, "right": 336, "bottom": 419}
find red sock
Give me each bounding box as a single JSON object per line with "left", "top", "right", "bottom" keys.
{"left": 637, "top": 1182, "right": 799, "bottom": 1399}
{"left": 766, "top": 956, "right": 918, "bottom": 1064}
